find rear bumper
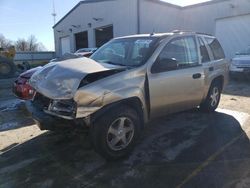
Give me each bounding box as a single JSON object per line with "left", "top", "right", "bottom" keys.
{"left": 25, "top": 101, "right": 78, "bottom": 131}
{"left": 230, "top": 65, "right": 250, "bottom": 74}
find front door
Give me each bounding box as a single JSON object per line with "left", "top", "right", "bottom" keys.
{"left": 148, "top": 36, "right": 205, "bottom": 118}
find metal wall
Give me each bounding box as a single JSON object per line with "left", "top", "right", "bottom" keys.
{"left": 215, "top": 14, "right": 250, "bottom": 58}
{"left": 53, "top": 0, "right": 137, "bottom": 56}
{"left": 54, "top": 0, "right": 250, "bottom": 58}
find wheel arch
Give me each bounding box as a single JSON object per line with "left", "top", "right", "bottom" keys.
{"left": 90, "top": 97, "right": 145, "bottom": 129}
{"left": 211, "top": 75, "right": 224, "bottom": 90}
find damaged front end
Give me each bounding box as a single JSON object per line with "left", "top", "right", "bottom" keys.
{"left": 26, "top": 93, "right": 78, "bottom": 130}
{"left": 27, "top": 57, "right": 127, "bottom": 130}
{"left": 45, "top": 99, "right": 77, "bottom": 120}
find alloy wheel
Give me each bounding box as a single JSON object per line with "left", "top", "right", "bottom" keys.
{"left": 210, "top": 87, "right": 220, "bottom": 107}
{"left": 107, "top": 117, "right": 134, "bottom": 151}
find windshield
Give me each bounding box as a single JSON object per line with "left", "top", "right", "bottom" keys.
{"left": 91, "top": 38, "right": 158, "bottom": 67}
{"left": 237, "top": 46, "right": 250, "bottom": 55}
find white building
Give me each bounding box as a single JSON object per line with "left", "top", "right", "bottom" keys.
{"left": 53, "top": 0, "right": 250, "bottom": 58}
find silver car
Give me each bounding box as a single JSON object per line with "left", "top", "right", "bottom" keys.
{"left": 230, "top": 46, "right": 250, "bottom": 80}
{"left": 27, "top": 31, "right": 229, "bottom": 160}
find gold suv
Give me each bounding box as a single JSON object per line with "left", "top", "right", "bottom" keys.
{"left": 28, "top": 31, "right": 229, "bottom": 160}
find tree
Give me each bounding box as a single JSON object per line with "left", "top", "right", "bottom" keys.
{"left": 0, "top": 34, "right": 46, "bottom": 51}
{"left": 0, "top": 34, "right": 12, "bottom": 48}
{"left": 27, "top": 35, "right": 38, "bottom": 51}
{"left": 15, "top": 38, "right": 27, "bottom": 51}
{"left": 15, "top": 35, "right": 46, "bottom": 51}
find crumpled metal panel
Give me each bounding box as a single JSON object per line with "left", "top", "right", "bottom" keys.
{"left": 73, "top": 69, "right": 148, "bottom": 120}
{"left": 29, "top": 57, "right": 121, "bottom": 99}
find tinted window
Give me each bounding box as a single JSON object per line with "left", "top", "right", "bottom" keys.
{"left": 205, "top": 37, "right": 225, "bottom": 60}
{"left": 198, "top": 37, "right": 210, "bottom": 63}
{"left": 152, "top": 36, "right": 199, "bottom": 73}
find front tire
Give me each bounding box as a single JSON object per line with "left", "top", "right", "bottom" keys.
{"left": 200, "top": 82, "right": 222, "bottom": 112}
{"left": 90, "top": 105, "right": 141, "bottom": 160}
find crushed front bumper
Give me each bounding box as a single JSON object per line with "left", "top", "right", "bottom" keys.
{"left": 25, "top": 101, "right": 80, "bottom": 131}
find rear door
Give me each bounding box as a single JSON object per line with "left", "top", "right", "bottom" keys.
{"left": 200, "top": 36, "right": 227, "bottom": 87}
{"left": 148, "top": 35, "right": 205, "bottom": 118}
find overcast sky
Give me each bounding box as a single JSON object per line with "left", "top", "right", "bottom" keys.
{"left": 0, "top": 0, "right": 210, "bottom": 51}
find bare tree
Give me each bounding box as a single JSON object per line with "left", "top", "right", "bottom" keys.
{"left": 0, "top": 34, "right": 13, "bottom": 48}
{"left": 0, "top": 34, "right": 46, "bottom": 51}
{"left": 15, "top": 38, "right": 29, "bottom": 51}
{"left": 27, "top": 35, "right": 38, "bottom": 51}
{"left": 15, "top": 35, "right": 46, "bottom": 51}
{"left": 37, "top": 42, "right": 46, "bottom": 51}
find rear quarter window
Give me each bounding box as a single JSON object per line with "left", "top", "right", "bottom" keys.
{"left": 205, "top": 37, "right": 225, "bottom": 60}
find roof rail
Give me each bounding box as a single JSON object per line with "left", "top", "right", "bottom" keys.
{"left": 195, "top": 32, "right": 213, "bottom": 36}
{"left": 171, "top": 30, "right": 193, "bottom": 34}
{"left": 171, "top": 30, "right": 213, "bottom": 36}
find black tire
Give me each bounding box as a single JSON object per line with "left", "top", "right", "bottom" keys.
{"left": 200, "top": 82, "right": 222, "bottom": 113}
{"left": 0, "top": 57, "right": 16, "bottom": 79}
{"left": 90, "top": 105, "right": 141, "bottom": 160}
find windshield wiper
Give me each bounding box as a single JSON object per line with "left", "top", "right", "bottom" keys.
{"left": 105, "top": 61, "right": 127, "bottom": 67}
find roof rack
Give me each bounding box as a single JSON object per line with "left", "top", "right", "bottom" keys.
{"left": 171, "top": 30, "right": 213, "bottom": 36}
{"left": 171, "top": 30, "right": 193, "bottom": 34}
{"left": 195, "top": 32, "right": 213, "bottom": 36}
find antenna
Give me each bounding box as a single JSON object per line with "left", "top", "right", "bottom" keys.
{"left": 52, "top": 0, "right": 57, "bottom": 25}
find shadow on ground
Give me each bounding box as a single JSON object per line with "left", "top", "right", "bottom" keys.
{"left": 0, "top": 110, "right": 250, "bottom": 188}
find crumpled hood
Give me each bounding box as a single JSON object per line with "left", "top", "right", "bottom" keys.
{"left": 30, "top": 57, "right": 123, "bottom": 99}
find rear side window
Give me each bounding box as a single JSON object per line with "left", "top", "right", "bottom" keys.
{"left": 198, "top": 37, "right": 210, "bottom": 63}
{"left": 205, "top": 37, "right": 225, "bottom": 60}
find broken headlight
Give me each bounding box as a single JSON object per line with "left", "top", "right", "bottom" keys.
{"left": 47, "top": 99, "right": 77, "bottom": 119}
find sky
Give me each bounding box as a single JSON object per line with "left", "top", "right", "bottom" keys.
{"left": 0, "top": 0, "right": 211, "bottom": 51}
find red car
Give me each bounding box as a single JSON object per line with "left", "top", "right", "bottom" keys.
{"left": 13, "top": 52, "right": 97, "bottom": 100}
{"left": 13, "top": 67, "right": 41, "bottom": 100}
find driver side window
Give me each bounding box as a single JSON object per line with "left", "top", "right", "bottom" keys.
{"left": 152, "top": 36, "right": 199, "bottom": 73}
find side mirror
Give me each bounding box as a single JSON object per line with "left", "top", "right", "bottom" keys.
{"left": 152, "top": 58, "right": 178, "bottom": 73}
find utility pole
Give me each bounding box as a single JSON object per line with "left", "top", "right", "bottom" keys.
{"left": 52, "top": 0, "right": 57, "bottom": 25}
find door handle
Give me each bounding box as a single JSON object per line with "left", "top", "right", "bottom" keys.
{"left": 192, "top": 73, "right": 201, "bottom": 79}
{"left": 209, "top": 67, "right": 214, "bottom": 71}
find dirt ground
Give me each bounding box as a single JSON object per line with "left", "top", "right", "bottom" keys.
{"left": 0, "top": 78, "right": 250, "bottom": 188}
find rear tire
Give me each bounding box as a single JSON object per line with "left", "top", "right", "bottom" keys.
{"left": 0, "top": 57, "right": 16, "bottom": 79}
{"left": 90, "top": 105, "right": 141, "bottom": 160}
{"left": 200, "top": 82, "right": 222, "bottom": 113}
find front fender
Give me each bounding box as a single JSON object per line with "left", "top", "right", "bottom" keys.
{"left": 75, "top": 86, "right": 147, "bottom": 119}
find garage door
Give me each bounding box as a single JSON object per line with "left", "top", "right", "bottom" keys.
{"left": 60, "top": 36, "right": 70, "bottom": 55}
{"left": 95, "top": 25, "right": 113, "bottom": 47}
{"left": 75, "top": 31, "right": 88, "bottom": 50}
{"left": 215, "top": 14, "right": 250, "bottom": 59}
